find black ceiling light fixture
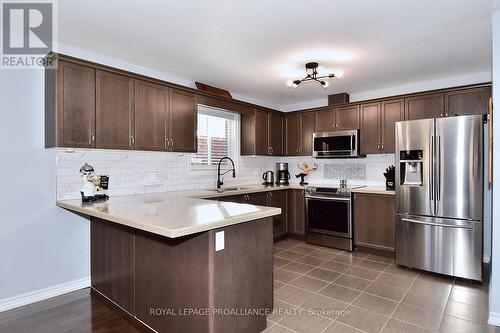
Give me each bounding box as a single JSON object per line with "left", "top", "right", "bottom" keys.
{"left": 286, "top": 62, "right": 336, "bottom": 89}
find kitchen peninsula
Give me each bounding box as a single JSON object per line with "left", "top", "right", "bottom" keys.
{"left": 57, "top": 192, "right": 281, "bottom": 333}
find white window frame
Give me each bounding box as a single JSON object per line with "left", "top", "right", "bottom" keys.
{"left": 189, "top": 105, "right": 240, "bottom": 175}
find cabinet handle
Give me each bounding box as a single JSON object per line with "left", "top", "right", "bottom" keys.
{"left": 171, "top": 138, "right": 174, "bottom": 149}
{"left": 381, "top": 143, "right": 384, "bottom": 150}
{"left": 90, "top": 131, "right": 95, "bottom": 144}
{"left": 129, "top": 136, "right": 135, "bottom": 147}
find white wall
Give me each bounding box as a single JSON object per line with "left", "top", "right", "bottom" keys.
{"left": 489, "top": 8, "right": 500, "bottom": 326}
{"left": 0, "top": 70, "right": 90, "bottom": 311}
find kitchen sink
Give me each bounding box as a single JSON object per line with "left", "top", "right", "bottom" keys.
{"left": 206, "top": 187, "right": 252, "bottom": 193}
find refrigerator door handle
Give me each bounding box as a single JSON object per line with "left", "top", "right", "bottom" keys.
{"left": 437, "top": 135, "right": 441, "bottom": 204}
{"left": 429, "top": 136, "right": 434, "bottom": 214}
{"left": 401, "top": 217, "right": 474, "bottom": 229}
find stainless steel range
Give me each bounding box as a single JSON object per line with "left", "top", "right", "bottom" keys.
{"left": 305, "top": 184, "right": 362, "bottom": 251}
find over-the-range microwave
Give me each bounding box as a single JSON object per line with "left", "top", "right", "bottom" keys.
{"left": 312, "top": 129, "right": 364, "bottom": 158}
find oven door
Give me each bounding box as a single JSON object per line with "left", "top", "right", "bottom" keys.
{"left": 305, "top": 195, "right": 352, "bottom": 238}
{"left": 312, "top": 130, "right": 359, "bottom": 157}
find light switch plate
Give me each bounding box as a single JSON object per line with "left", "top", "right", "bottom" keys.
{"left": 215, "top": 231, "right": 224, "bottom": 251}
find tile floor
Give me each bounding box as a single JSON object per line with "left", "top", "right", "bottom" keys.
{"left": 265, "top": 239, "right": 494, "bottom": 333}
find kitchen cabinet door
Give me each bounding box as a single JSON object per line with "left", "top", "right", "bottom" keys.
{"left": 405, "top": 92, "right": 444, "bottom": 120}
{"left": 285, "top": 114, "right": 301, "bottom": 155}
{"left": 169, "top": 89, "right": 197, "bottom": 152}
{"left": 269, "top": 112, "right": 284, "bottom": 155}
{"left": 288, "top": 189, "right": 305, "bottom": 236}
{"left": 445, "top": 86, "right": 491, "bottom": 116}
{"left": 335, "top": 105, "right": 360, "bottom": 130}
{"left": 134, "top": 80, "right": 169, "bottom": 151}
{"left": 255, "top": 109, "right": 270, "bottom": 155}
{"left": 247, "top": 192, "right": 269, "bottom": 206}
{"left": 315, "top": 109, "right": 335, "bottom": 132}
{"left": 300, "top": 112, "right": 315, "bottom": 156}
{"left": 360, "top": 102, "right": 381, "bottom": 154}
{"left": 240, "top": 108, "right": 257, "bottom": 156}
{"left": 381, "top": 99, "right": 403, "bottom": 154}
{"left": 268, "top": 191, "right": 287, "bottom": 238}
{"left": 95, "top": 70, "right": 134, "bottom": 150}
{"left": 354, "top": 193, "right": 395, "bottom": 251}
{"left": 55, "top": 61, "right": 96, "bottom": 148}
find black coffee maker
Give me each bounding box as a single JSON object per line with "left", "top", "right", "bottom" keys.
{"left": 276, "top": 163, "right": 290, "bottom": 185}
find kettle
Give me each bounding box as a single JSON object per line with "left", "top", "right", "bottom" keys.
{"left": 262, "top": 171, "right": 274, "bottom": 185}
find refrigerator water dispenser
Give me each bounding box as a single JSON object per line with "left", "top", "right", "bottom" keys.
{"left": 399, "top": 150, "right": 423, "bottom": 186}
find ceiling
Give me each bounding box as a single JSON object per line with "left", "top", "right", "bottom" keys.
{"left": 58, "top": 0, "right": 493, "bottom": 109}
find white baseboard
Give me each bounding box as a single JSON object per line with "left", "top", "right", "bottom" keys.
{"left": 489, "top": 311, "right": 500, "bottom": 326}
{"left": 484, "top": 255, "right": 491, "bottom": 264}
{"left": 0, "top": 277, "right": 90, "bottom": 312}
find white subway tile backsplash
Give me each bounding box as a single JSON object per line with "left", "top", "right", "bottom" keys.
{"left": 55, "top": 148, "right": 395, "bottom": 200}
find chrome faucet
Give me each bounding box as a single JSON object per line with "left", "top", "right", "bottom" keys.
{"left": 217, "top": 157, "right": 236, "bottom": 189}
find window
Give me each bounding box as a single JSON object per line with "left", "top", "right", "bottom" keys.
{"left": 191, "top": 105, "right": 238, "bottom": 170}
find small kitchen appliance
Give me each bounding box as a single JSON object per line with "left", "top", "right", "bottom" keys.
{"left": 262, "top": 171, "right": 274, "bottom": 185}
{"left": 79, "top": 163, "right": 110, "bottom": 202}
{"left": 276, "top": 163, "right": 290, "bottom": 185}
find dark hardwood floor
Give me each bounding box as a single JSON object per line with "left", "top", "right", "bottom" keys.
{"left": 0, "top": 288, "right": 145, "bottom": 333}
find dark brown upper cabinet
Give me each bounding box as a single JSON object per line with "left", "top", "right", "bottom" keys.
{"left": 300, "top": 112, "right": 315, "bottom": 156}
{"left": 254, "top": 109, "right": 269, "bottom": 155}
{"left": 241, "top": 108, "right": 283, "bottom": 156}
{"left": 285, "top": 112, "right": 314, "bottom": 156}
{"left": 405, "top": 92, "right": 444, "bottom": 120}
{"left": 360, "top": 99, "right": 403, "bottom": 155}
{"left": 335, "top": 105, "right": 360, "bottom": 130}
{"left": 45, "top": 60, "right": 96, "bottom": 148}
{"left": 380, "top": 99, "right": 403, "bottom": 153}
{"left": 360, "top": 102, "right": 381, "bottom": 154}
{"left": 169, "top": 89, "right": 197, "bottom": 152}
{"left": 95, "top": 70, "right": 134, "bottom": 150}
{"left": 268, "top": 112, "right": 284, "bottom": 155}
{"left": 445, "top": 86, "right": 491, "bottom": 116}
{"left": 134, "top": 80, "right": 169, "bottom": 151}
{"left": 314, "top": 108, "right": 335, "bottom": 132}
{"left": 285, "top": 113, "right": 301, "bottom": 156}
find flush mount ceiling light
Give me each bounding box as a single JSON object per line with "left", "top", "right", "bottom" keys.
{"left": 286, "top": 62, "right": 337, "bottom": 89}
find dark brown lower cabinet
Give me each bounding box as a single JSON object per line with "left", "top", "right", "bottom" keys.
{"left": 353, "top": 193, "right": 395, "bottom": 251}
{"left": 91, "top": 219, "right": 135, "bottom": 314}
{"left": 268, "top": 191, "right": 287, "bottom": 238}
{"left": 217, "top": 191, "right": 288, "bottom": 239}
{"left": 287, "top": 189, "right": 305, "bottom": 236}
{"left": 90, "top": 216, "right": 273, "bottom": 333}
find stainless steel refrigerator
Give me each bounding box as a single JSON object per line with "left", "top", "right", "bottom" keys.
{"left": 395, "top": 115, "right": 483, "bottom": 281}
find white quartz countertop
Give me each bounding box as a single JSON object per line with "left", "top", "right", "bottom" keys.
{"left": 57, "top": 184, "right": 395, "bottom": 239}
{"left": 57, "top": 186, "right": 289, "bottom": 238}
{"left": 351, "top": 187, "right": 395, "bottom": 195}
